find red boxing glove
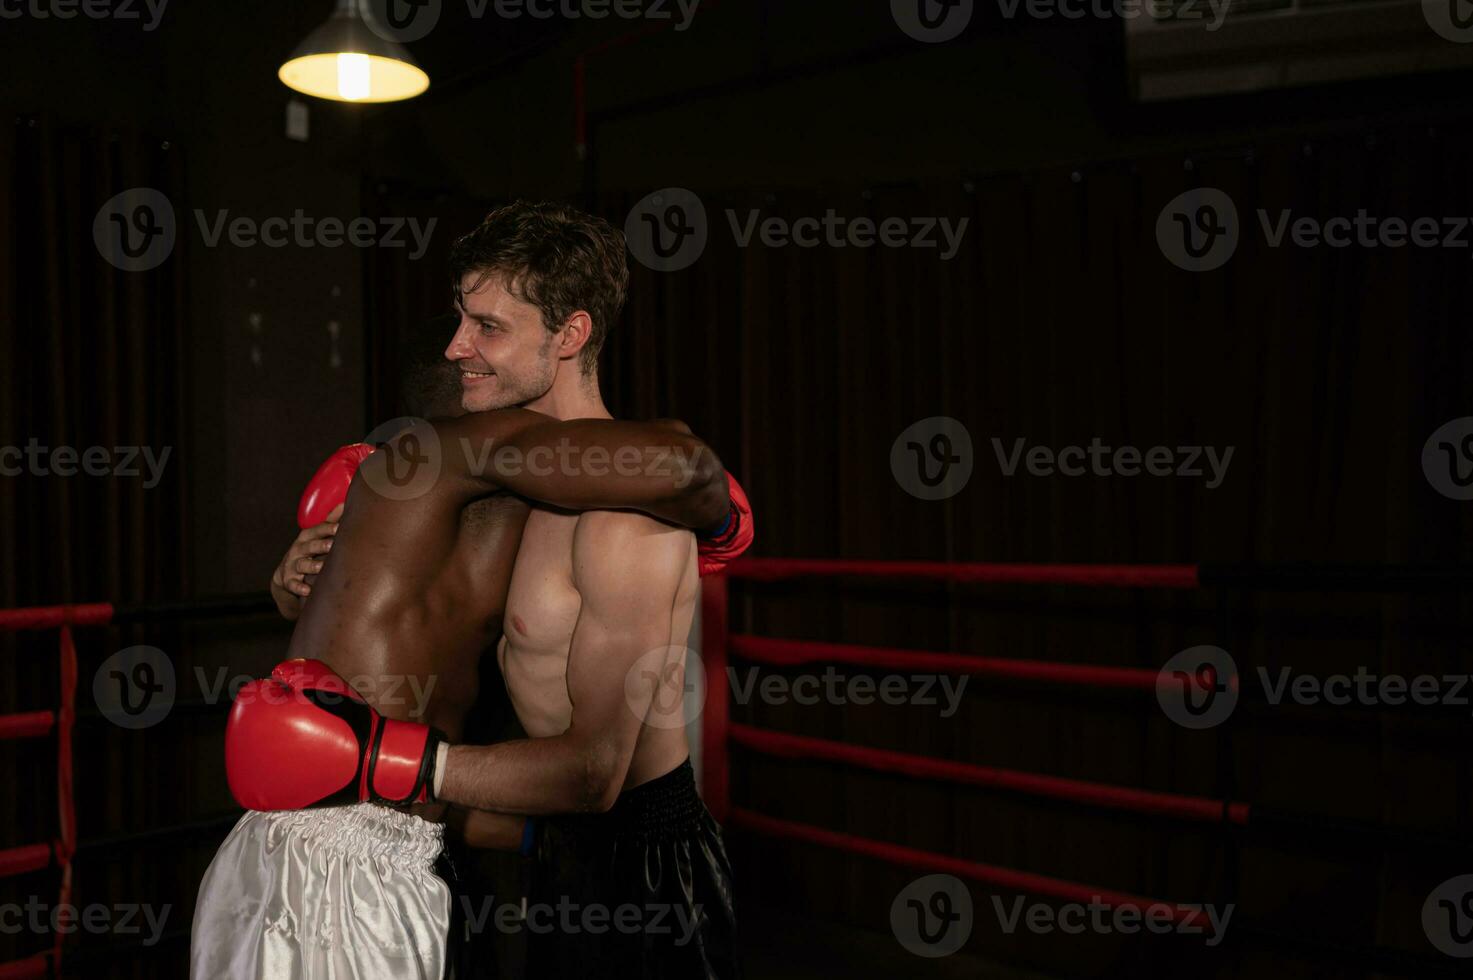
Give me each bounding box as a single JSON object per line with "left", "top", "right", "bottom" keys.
{"left": 225, "top": 658, "right": 442, "bottom": 812}
{"left": 297, "top": 444, "right": 376, "bottom": 529}
{"left": 698, "top": 474, "right": 754, "bottom": 577}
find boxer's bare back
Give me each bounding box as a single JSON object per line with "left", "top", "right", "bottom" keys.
{"left": 286, "top": 454, "right": 530, "bottom": 823}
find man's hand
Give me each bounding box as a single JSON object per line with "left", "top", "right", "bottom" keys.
{"left": 448, "top": 807, "right": 533, "bottom": 852}
{"left": 268, "top": 503, "right": 342, "bottom": 621}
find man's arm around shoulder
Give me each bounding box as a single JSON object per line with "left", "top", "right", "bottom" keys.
{"left": 422, "top": 411, "right": 727, "bottom": 531}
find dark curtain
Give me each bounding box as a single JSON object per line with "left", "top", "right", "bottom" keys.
{"left": 605, "top": 124, "right": 1473, "bottom": 976}
{"left": 365, "top": 117, "right": 1473, "bottom": 977}
{"left": 363, "top": 180, "right": 495, "bottom": 423}
{"left": 0, "top": 118, "right": 191, "bottom": 976}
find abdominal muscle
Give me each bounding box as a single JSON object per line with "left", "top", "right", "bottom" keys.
{"left": 497, "top": 632, "right": 574, "bottom": 738}
{"left": 497, "top": 631, "right": 691, "bottom": 793}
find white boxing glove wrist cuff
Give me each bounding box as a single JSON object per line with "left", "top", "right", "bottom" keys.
{"left": 433, "top": 742, "right": 448, "bottom": 798}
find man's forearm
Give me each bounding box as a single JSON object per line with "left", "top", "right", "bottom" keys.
{"left": 494, "top": 419, "right": 729, "bottom": 530}
{"left": 450, "top": 806, "right": 529, "bottom": 851}
{"left": 437, "top": 736, "right": 620, "bottom": 816}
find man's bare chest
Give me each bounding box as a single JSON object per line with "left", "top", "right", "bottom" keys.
{"left": 502, "top": 508, "right": 582, "bottom": 655}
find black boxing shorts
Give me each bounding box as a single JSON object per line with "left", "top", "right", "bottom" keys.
{"left": 526, "top": 758, "right": 739, "bottom": 979}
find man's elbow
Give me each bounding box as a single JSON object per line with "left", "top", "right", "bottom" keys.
{"left": 584, "top": 785, "right": 621, "bottom": 815}
{"left": 577, "top": 746, "right": 628, "bottom": 814}
{"left": 680, "top": 448, "right": 730, "bottom": 531}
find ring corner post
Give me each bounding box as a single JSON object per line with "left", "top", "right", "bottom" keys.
{"left": 700, "top": 573, "right": 731, "bottom": 824}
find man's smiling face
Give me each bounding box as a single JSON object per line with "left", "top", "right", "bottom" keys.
{"left": 443, "top": 271, "right": 558, "bottom": 412}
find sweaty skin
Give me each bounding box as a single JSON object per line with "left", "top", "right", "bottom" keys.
{"left": 284, "top": 409, "right": 726, "bottom": 824}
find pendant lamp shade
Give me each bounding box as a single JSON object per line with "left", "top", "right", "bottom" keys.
{"left": 279, "top": 0, "right": 429, "bottom": 104}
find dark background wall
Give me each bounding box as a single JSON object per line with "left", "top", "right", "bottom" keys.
{"left": 2, "top": 1, "right": 1472, "bottom": 977}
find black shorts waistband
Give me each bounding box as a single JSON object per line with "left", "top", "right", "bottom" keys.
{"left": 548, "top": 758, "right": 708, "bottom": 844}
{"left": 608, "top": 758, "right": 702, "bottom": 825}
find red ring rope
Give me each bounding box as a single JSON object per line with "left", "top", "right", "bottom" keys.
{"left": 731, "top": 635, "right": 1165, "bottom": 691}
{"left": 730, "top": 725, "right": 1251, "bottom": 825}
{"left": 701, "top": 565, "right": 1228, "bottom": 944}
{"left": 0, "top": 603, "right": 113, "bottom": 631}
{"left": 0, "top": 843, "right": 51, "bottom": 879}
{"left": 0, "top": 711, "right": 54, "bottom": 741}
{"left": 731, "top": 809, "right": 1216, "bottom": 931}
{"left": 730, "top": 559, "right": 1201, "bottom": 588}
{"left": 0, "top": 955, "right": 48, "bottom": 980}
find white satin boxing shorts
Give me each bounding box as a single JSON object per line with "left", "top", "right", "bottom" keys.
{"left": 190, "top": 803, "right": 450, "bottom": 979}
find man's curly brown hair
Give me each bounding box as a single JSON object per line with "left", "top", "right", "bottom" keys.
{"left": 448, "top": 201, "right": 629, "bottom": 375}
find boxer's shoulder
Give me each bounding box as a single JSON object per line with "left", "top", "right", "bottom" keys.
{"left": 573, "top": 507, "right": 689, "bottom": 542}
{"left": 570, "top": 510, "right": 693, "bottom": 588}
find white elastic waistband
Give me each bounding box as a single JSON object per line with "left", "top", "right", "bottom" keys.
{"left": 253, "top": 804, "right": 444, "bottom": 872}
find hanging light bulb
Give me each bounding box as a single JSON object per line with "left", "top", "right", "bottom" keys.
{"left": 279, "top": 0, "right": 429, "bottom": 104}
